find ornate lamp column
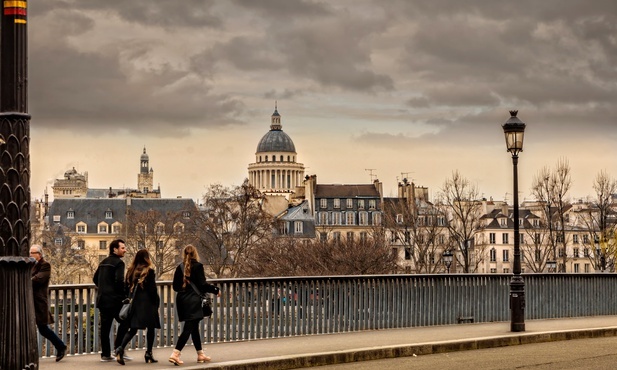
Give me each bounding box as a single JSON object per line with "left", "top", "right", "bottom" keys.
{"left": 0, "top": 1, "right": 39, "bottom": 369}
{"left": 502, "top": 110, "right": 526, "bottom": 332}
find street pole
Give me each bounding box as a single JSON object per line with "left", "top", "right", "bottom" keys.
{"left": 502, "top": 110, "right": 526, "bottom": 333}
{"left": 0, "top": 1, "right": 39, "bottom": 368}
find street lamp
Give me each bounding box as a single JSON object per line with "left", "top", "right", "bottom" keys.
{"left": 443, "top": 250, "right": 453, "bottom": 273}
{"left": 503, "top": 110, "right": 526, "bottom": 332}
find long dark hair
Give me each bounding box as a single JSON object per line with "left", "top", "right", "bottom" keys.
{"left": 126, "top": 249, "right": 154, "bottom": 291}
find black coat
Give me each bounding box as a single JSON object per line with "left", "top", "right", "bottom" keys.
{"left": 93, "top": 254, "right": 126, "bottom": 311}
{"left": 31, "top": 258, "right": 53, "bottom": 325}
{"left": 173, "top": 260, "right": 219, "bottom": 322}
{"left": 125, "top": 269, "right": 161, "bottom": 329}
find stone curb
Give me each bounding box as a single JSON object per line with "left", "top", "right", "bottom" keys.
{"left": 175, "top": 327, "right": 617, "bottom": 370}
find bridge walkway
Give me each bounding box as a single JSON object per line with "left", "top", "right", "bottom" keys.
{"left": 39, "top": 315, "right": 617, "bottom": 369}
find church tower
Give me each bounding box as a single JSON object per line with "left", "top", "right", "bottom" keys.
{"left": 248, "top": 103, "right": 305, "bottom": 196}
{"left": 138, "top": 147, "right": 154, "bottom": 193}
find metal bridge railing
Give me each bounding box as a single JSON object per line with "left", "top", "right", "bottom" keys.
{"left": 40, "top": 273, "right": 617, "bottom": 357}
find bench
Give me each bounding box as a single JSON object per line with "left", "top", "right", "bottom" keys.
{"left": 457, "top": 316, "right": 474, "bottom": 324}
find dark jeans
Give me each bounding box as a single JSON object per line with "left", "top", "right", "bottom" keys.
{"left": 37, "top": 323, "right": 65, "bottom": 351}
{"left": 175, "top": 319, "right": 202, "bottom": 351}
{"left": 119, "top": 327, "right": 156, "bottom": 352}
{"left": 99, "top": 308, "right": 129, "bottom": 357}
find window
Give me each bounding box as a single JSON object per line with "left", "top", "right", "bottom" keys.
{"left": 583, "top": 235, "right": 589, "bottom": 244}
{"left": 503, "top": 268, "right": 510, "bottom": 273}
{"left": 272, "top": 156, "right": 276, "bottom": 162}
{"left": 360, "top": 232, "right": 367, "bottom": 243}
{"left": 429, "top": 253, "right": 435, "bottom": 264}
{"left": 490, "top": 268, "right": 497, "bottom": 273}
{"left": 438, "top": 234, "right": 445, "bottom": 244}
{"left": 503, "top": 250, "right": 509, "bottom": 262}
{"left": 53, "top": 215, "right": 61, "bottom": 222}
{"left": 347, "top": 232, "right": 354, "bottom": 241}
{"left": 373, "top": 212, "right": 382, "bottom": 226}
{"left": 331, "top": 212, "right": 341, "bottom": 225}
{"left": 333, "top": 232, "right": 341, "bottom": 244}
{"left": 502, "top": 233, "right": 509, "bottom": 244}
{"left": 404, "top": 231, "right": 410, "bottom": 243}
{"left": 77, "top": 224, "right": 86, "bottom": 233}
{"left": 67, "top": 211, "right": 74, "bottom": 219}
{"left": 182, "top": 211, "right": 191, "bottom": 218}
{"left": 99, "top": 224, "right": 108, "bottom": 233}
{"left": 533, "top": 219, "right": 539, "bottom": 227}
{"left": 358, "top": 199, "right": 365, "bottom": 209}
{"left": 500, "top": 218, "right": 506, "bottom": 226}
{"left": 489, "top": 233, "right": 496, "bottom": 244}
{"left": 318, "top": 212, "right": 328, "bottom": 225}
{"left": 155, "top": 223, "right": 165, "bottom": 234}
{"left": 519, "top": 233, "right": 525, "bottom": 244}
{"left": 346, "top": 199, "right": 353, "bottom": 208}
{"left": 556, "top": 234, "right": 564, "bottom": 243}
{"left": 585, "top": 264, "right": 590, "bottom": 273}
{"left": 584, "top": 248, "right": 589, "bottom": 257}
{"left": 320, "top": 199, "right": 327, "bottom": 208}
{"left": 359, "top": 211, "right": 368, "bottom": 226}
{"left": 573, "top": 234, "right": 579, "bottom": 244}
{"left": 174, "top": 223, "right": 184, "bottom": 234}
{"left": 112, "top": 225, "right": 121, "bottom": 234}
{"left": 54, "top": 238, "right": 63, "bottom": 246}
{"left": 404, "top": 248, "right": 412, "bottom": 260}
{"left": 369, "top": 199, "right": 376, "bottom": 209}
{"left": 294, "top": 221, "right": 303, "bottom": 234}
{"left": 334, "top": 198, "right": 340, "bottom": 208}
{"left": 396, "top": 214, "right": 404, "bottom": 224}
{"left": 573, "top": 248, "right": 579, "bottom": 258}
{"left": 319, "top": 233, "right": 327, "bottom": 242}
{"left": 105, "top": 210, "right": 113, "bottom": 219}
{"left": 99, "top": 240, "right": 107, "bottom": 250}
{"left": 558, "top": 248, "right": 565, "bottom": 257}
{"left": 346, "top": 212, "right": 355, "bottom": 225}
{"left": 437, "top": 217, "right": 446, "bottom": 226}
{"left": 77, "top": 240, "right": 85, "bottom": 249}
{"left": 535, "top": 250, "right": 541, "bottom": 262}
{"left": 156, "top": 241, "right": 164, "bottom": 249}
{"left": 573, "top": 263, "right": 580, "bottom": 273}
{"left": 490, "top": 248, "right": 496, "bottom": 262}
{"left": 535, "top": 233, "right": 541, "bottom": 244}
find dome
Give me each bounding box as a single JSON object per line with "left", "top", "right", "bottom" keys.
{"left": 256, "top": 130, "right": 296, "bottom": 153}
{"left": 141, "top": 147, "right": 149, "bottom": 161}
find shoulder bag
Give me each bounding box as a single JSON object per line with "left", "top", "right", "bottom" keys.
{"left": 180, "top": 264, "right": 213, "bottom": 318}
{"left": 119, "top": 284, "right": 138, "bottom": 321}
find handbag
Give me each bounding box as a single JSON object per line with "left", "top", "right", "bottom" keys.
{"left": 181, "top": 264, "right": 213, "bottom": 318}
{"left": 119, "top": 284, "right": 138, "bottom": 321}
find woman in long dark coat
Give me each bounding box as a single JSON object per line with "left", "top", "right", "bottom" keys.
{"left": 115, "top": 249, "right": 161, "bottom": 365}
{"left": 168, "top": 245, "right": 220, "bottom": 365}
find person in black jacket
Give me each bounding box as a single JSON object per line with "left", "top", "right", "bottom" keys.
{"left": 30, "top": 245, "right": 67, "bottom": 362}
{"left": 115, "top": 249, "right": 161, "bottom": 365}
{"left": 93, "top": 239, "right": 130, "bottom": 362}
{"left": 168, "top": 245, "right": 220, "bottom": 365}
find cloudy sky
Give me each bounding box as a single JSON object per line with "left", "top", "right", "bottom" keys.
{"left": 28, "top": 0, "right": 617, "bottom": 203}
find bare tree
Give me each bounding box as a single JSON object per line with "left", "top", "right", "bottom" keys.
{"left": 530, "top": 159, "right": 572, "bottom": 271}
{"left": 38, "top": 225, "right": 89, "bottom": 284}
{"left": 579, "top": 170, "right": 617, "bottom": 272}
{"left": 383, "top": 197, "right": 447, "bottom": 273}
{"left": 191, "top": 180, "right": 274, "bottom": 278}
{"left": 436, "top": 171, "right": 485, "bottom": 273}
{"left": 124, "top": 208, "right": 193, "bottom": 278}
{"left": 246, "top": 225, "right": 398, "bottom": 276}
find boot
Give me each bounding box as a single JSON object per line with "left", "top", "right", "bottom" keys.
{"left": 145, "top": 351, "right": 158, "bottom": 363}
{"left": 197, "top": 349, "right": 211, "bottom": 363}
{"left": 168, "top": 349, "right": 183, "bottom": 366}
{"left": 115, "top": 347, "right": 125, "bottom": 366}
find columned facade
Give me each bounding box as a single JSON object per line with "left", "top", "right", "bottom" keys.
{"left": 248, "top": 105, "right": 304, "bottom": 195}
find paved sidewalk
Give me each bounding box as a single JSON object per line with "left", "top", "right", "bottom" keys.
{"left": 39, "top": 316, "right": 617, "bottom": 369}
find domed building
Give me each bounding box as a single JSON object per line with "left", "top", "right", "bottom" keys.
{"left": 248, "top": 104, "right": 305, "bottom": 195}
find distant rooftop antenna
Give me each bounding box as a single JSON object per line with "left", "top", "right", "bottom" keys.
{"left": 400, "top": 171, "right": 414, "bottom": 184}
{"left": 365, "top": 168, "right": 377, "bottom": 182}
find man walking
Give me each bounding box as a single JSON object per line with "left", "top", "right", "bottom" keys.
{"left": 31, "top": 244, "right": 67, "bottom": 362}
{"left": 93, "top": 239, "right": 131, "bottom": 362}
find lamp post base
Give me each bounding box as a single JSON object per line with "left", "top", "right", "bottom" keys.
{"left": 509, "top": 275, "right": 525, "bottom": 332}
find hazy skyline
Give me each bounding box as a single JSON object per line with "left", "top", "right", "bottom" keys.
{"left": 29, "top": 1, "right": 617, "bottom": 203}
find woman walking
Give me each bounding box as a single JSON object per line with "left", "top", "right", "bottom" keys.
{"left": 115, "top": 249, "right": 161, "bottom": 365}
{"left": 169, "top": 245, "right": 220, "bottom": 365}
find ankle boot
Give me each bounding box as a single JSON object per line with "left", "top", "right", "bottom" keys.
{"left": 145, "top": 351, "right": 158, "bottom": 363}
{"left": 197, "top": 349, "right": 211, "bottom": 363}
{"left": 168, "top": 349, "right": 183, "bottom": 366}
{"left": 115, "top": 347, "right": 125, "bottom": 366}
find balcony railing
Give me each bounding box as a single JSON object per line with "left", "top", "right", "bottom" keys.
{"left": 40, "top": 273, "right": 617, "bottom": 357}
